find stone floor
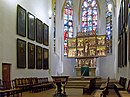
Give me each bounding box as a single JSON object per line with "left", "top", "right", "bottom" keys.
{"left": 22, "top": 89, "right": 118, "bottom": 97}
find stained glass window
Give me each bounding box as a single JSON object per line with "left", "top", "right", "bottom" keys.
{"left": 106, "top": 0, "right": 112, "bottom": 54}
{"left": 53, "top": 0, "right": 56, "bottom": 53}
{"left": 81, "top": 0, "right": 98, "bottom": 35}
{"left": 64, "top": 0, "right": 73, "bottom": 55}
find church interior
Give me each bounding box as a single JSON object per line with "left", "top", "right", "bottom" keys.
{"left": 0, "top": 0, "right": 130, "bottom": 97}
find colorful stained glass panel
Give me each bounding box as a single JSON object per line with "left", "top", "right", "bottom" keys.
{"left": 82, "top": 0, "right": 98, "bottom": 34}
{"left": 64, "top": 0, "right": 73, "bottom": 55}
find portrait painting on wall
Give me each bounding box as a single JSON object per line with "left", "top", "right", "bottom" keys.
{"left": 43, "top": 23, "right": 49, "bottom": 46}
{"left": 43, "top": 48, "right": 49, "bottom": 69}
{"left": 28, "top": 42, "right": 35, "bottom": 69}
{"left": 17, "top": 4, "right": 26, "bottom": 37}
{"left": 17, "top": 38, "right": 26, "bottom": 68}
{"left": 36, "top": 46, "right": 42, "bottom": 69}
{"left": 27, "top": 12, "right": 35, "bottom": 40}
{"left": 36, "top": 18, "right": 43, "bottom": 43}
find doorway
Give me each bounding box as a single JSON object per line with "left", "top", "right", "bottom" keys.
{"left": 2, "top": 63, "right": 11, "bottom": 89}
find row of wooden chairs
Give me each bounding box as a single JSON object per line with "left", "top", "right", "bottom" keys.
{"left": 12, "top": 77, "right": 53, "bottom": 92}
{"left": 0, "top": 79, "right": 22, "bottom": 97}
{"left": 0, "top": 88, "right": 22, "bottom": 97}
{"left": 0, "top": 77, "right": 53, "bottom": 96}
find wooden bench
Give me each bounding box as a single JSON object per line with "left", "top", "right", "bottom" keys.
{"left": 83, "top": 78, "right": 96, "bottom": 94}
{"left": 114, "top": 77, "right": 127, "bottom": 96}
{"left": 93, "top": 77, "right": 110, "bottom": 97}
{"left": 118, "top": 80, "right": 130, "bottom": 97}
{"left": 65, "top": 77, "right": 97, "bottom": 95}
{"left": 100, "top": 77, "right": 109, "bottom": 89}
{"left": 93, "top": 87, "right": 107, "bottom": 97}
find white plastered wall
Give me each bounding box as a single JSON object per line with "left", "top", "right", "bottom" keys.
{"left": 0, "top": 0, "right": 53, "bottom": 80}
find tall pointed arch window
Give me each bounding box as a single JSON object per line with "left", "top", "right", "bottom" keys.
{"left": 81, "top": 0, "right": 98, "bottom": 35}
{"left": 106, "top": 0, "right": 112, "bottom": 53}
{"left": 64, "top": 0, "right": 73, "bottom": 55}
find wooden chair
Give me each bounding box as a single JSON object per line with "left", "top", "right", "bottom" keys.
{"left": 0, "top": 80, "right": 5, "bottom": 90}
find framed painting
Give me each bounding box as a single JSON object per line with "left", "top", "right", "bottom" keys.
{"left": 28, "top": 42, "right": 35, "bottom": 69}
{"left": 17, "top": 38, "right": 26, "bottom": 68}
{"left": 36, "top": 46, "right": 42, "bottom": 69}
{"left": 43, "top": 48, "right": 49, "bottom": 69}
{"left": 120, "top": 3, "right": 123, "bottom": 29}
{"left": 36, "top": 18, "right": 43, "bottom": 43}
{"left": 118, "top": 39, "right": 121, "bottom": 67}
{"left": 118, "top": 13, "right": 121, "bottom": 40}
{"left": 124, "top": 0, "right": 129, "bottom": 27}
{"left": 43, "top": 23, "right": 49, "bottom": 46}
{"left": 128, "top": 13, "right": 130, "bottom": 62}
{"left": 120, "top": 35, "right": 123, "bottom": 67}
{"left": 122, "top": 32, "right": 127, "bottom": 66}
{"left": 17, "top": 4, "right": 26, "bottom": 37}
{"left": 27, "top": 12, "right": 35, "bottom": 40}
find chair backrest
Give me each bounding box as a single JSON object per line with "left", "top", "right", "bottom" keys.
{"left": 11, "top": 80, "right": 16, "bottom": 89}
{"left": 100, "top": 87, "right": 107, "bottom": 97}
{"left": 106, "top": 77, "right": 110, "bottom": 89}
{"left": 89, "top": 78, "right": 96, "bottom": 92}
{"left": 119, "top": 77, "right": 124, "bottom": 85}
{"left": 119, "top": 77, "right": 127, "bottom": 88}
{"left": 107, "top": 77, "right": 110, "bottom": 83}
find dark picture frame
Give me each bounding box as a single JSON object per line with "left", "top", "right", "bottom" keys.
{"left": 124, "top": 32, "right": 127, "bottom": 66}
{"left": 128, "top": 13, "right": 130, "bottom": 62}
{"left": 43, "top": 48, "right": 49, "bottom": 69}
{"left": 17, "top": 4, "right": 26, "bottom": 37}
{"left": 28, "top": 42, "right": 35, "bottom": 69}
{"left": 124, "top": 0, "right": 129, "bottom": 26}
{"left": 120, "top": 2, "right": 123, "bottom": 29}
{"left": 118, "top": 11, "right": 121, "bottom": 39}
{"left": 118, "top": 39, "right": 121, "bottom": 68}
{"left": 43, "top": 23, "right": 49, "bottom": 46}
{"left": 36, "top": 18, "right": 43, "bottom": 43}
{"left": 120, "top": 35, "right": 123, "bottom": 67}
{"left": 27, "top": 12, "right": 35, "bottom": 40}
{"left": 36, "top": 46, "right": 42, "bottom": 69}
{"left": 17, "top": 38, "right": 26, "bottom": 68}
{"left": 122, "top": 32, "right": 127, "bottom": 66}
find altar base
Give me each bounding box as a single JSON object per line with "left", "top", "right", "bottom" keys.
{"left": 75, "top": 67, "right": 96, "bottom": 76}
